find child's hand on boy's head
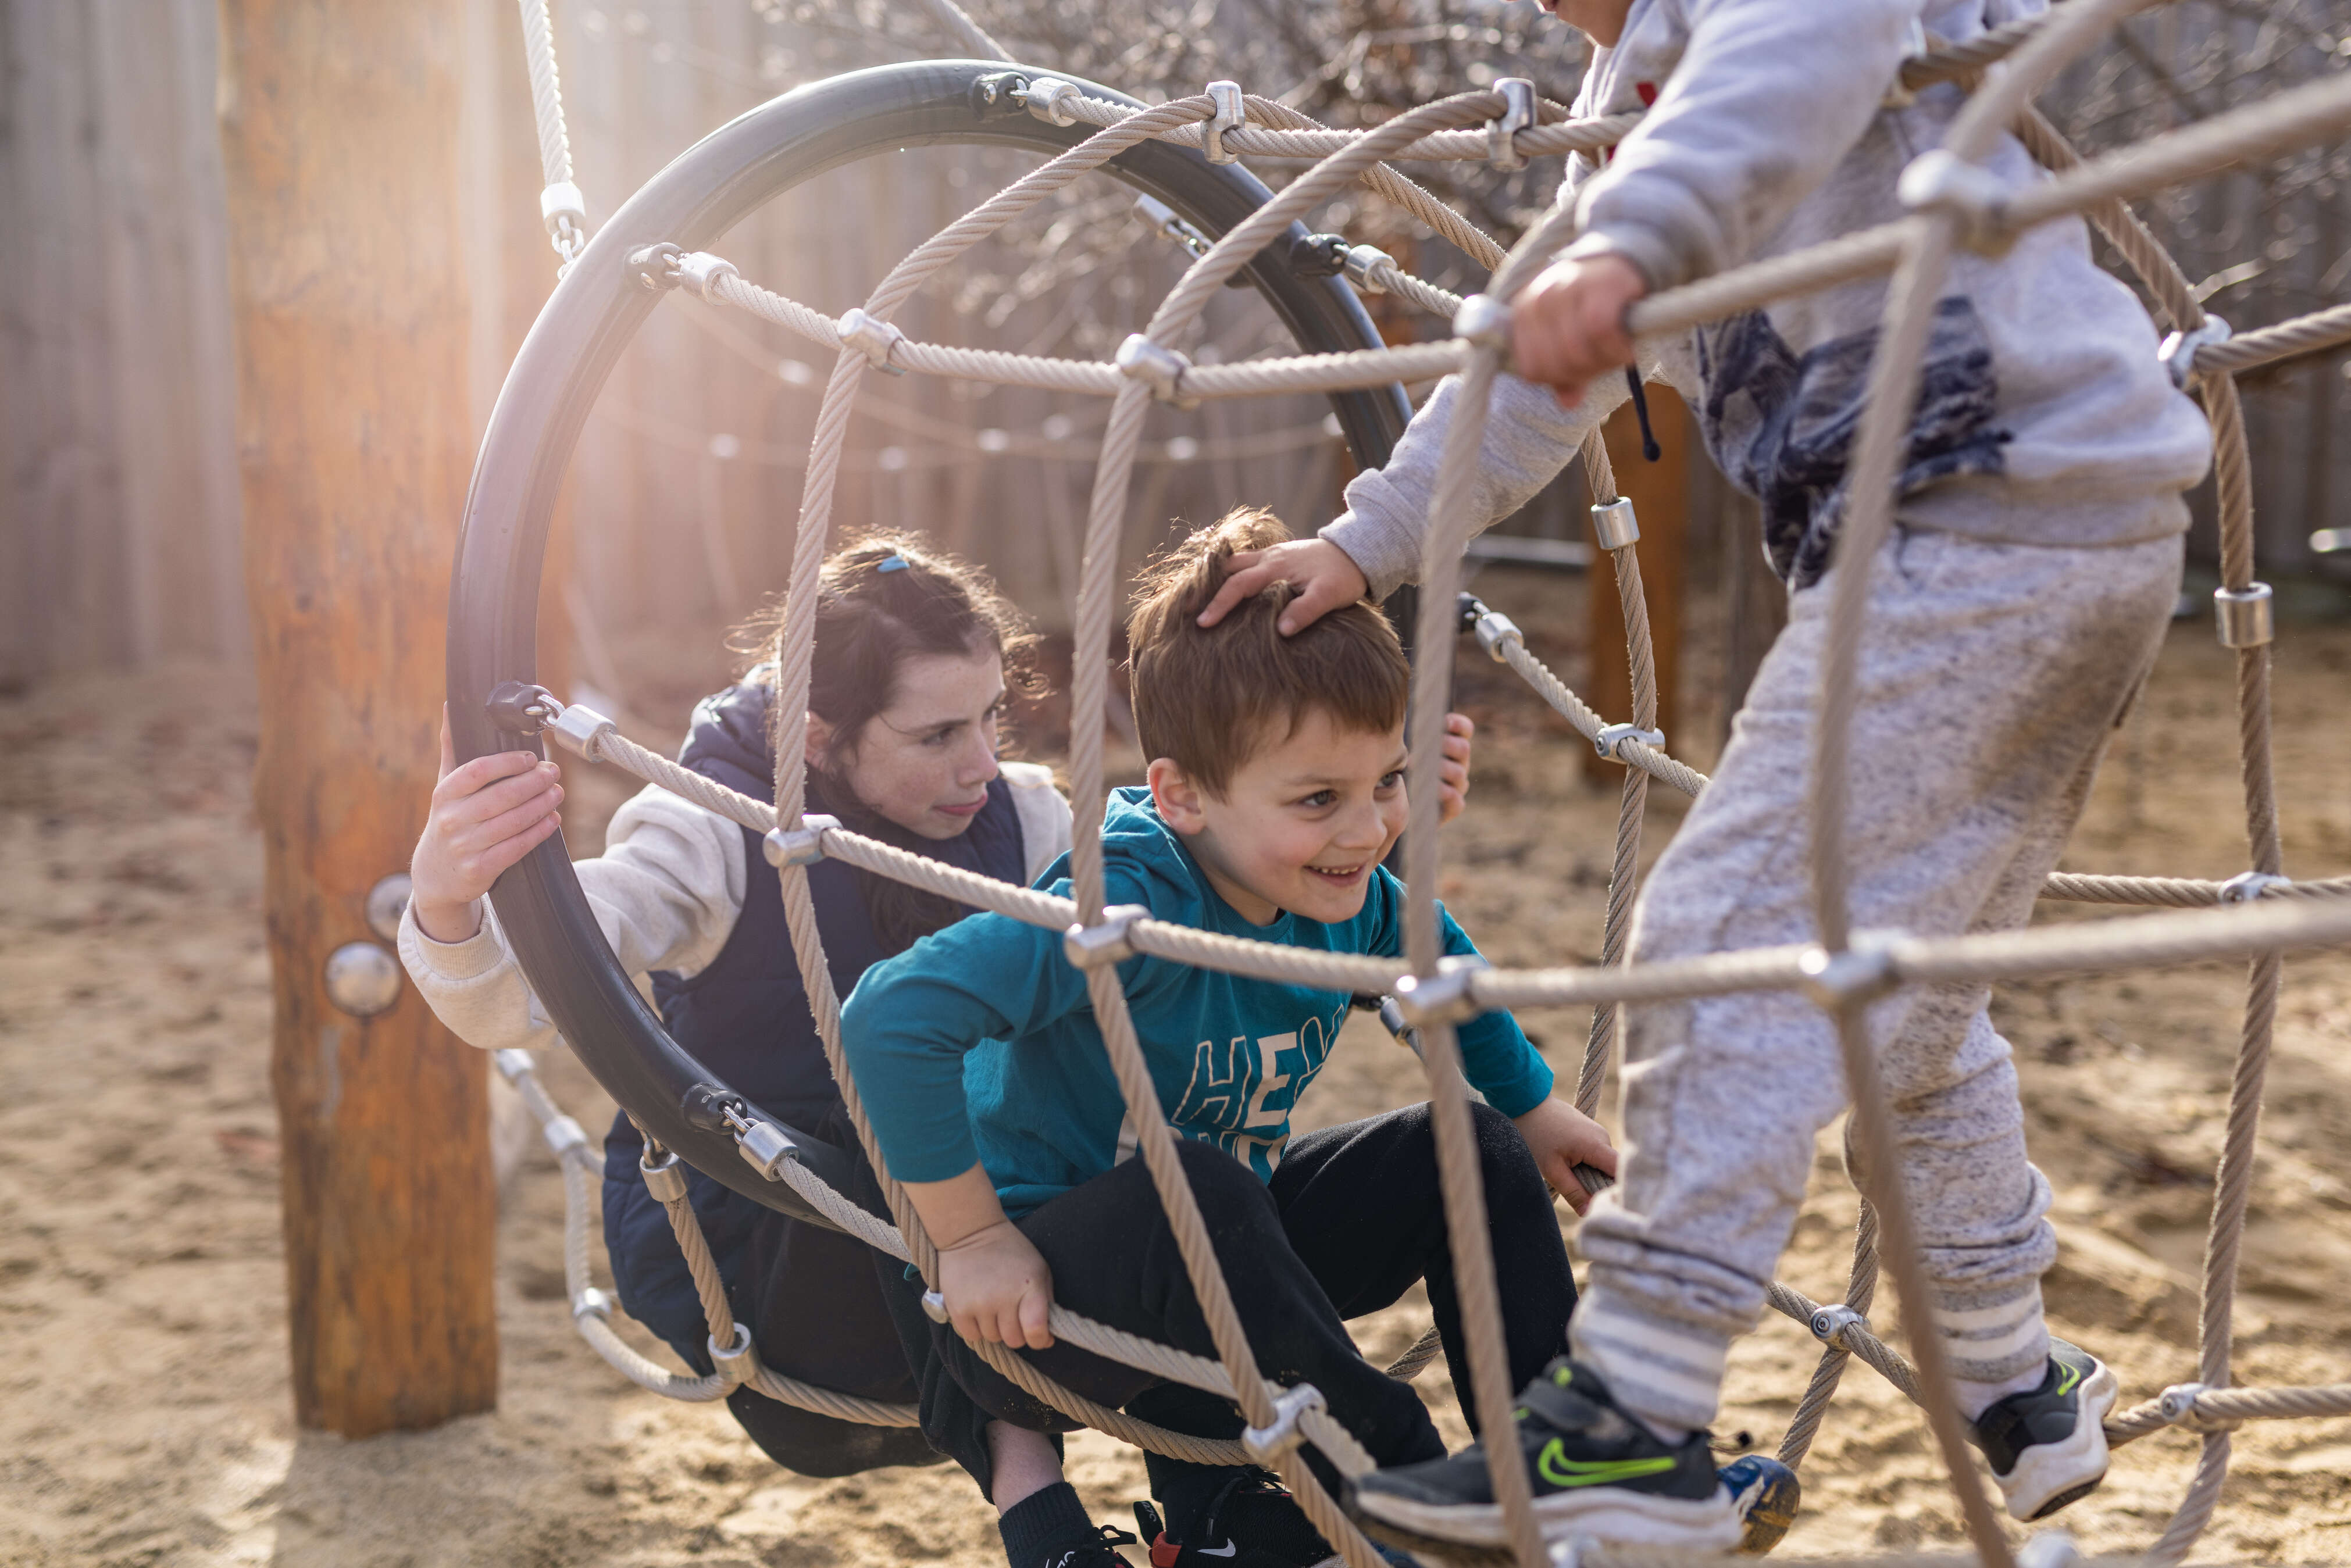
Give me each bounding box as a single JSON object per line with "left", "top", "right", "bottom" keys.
{"left": 1510, "top": 1095, "right": 1619, "bottom": 1216}
{"left": 1194, "top": 537, "right": 1368, "bottom": 635}
{"left": 409, "top": 708, "right": 565, "bottom": 945}
{"left": 1508, "top": 252, "right": 1646, "bottom": 410}
{"left": 936, "top": 1220, "right": 1057, "bottom": 1351}
{"left": 1438, "top": 712, "right": 1475, "bottom": 825}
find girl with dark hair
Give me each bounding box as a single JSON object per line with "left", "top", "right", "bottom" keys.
{"left": 398, "top": 534, "right": 1477, "bottom": 1568}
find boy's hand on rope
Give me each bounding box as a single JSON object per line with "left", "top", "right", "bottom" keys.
{"left": 1195, "top": 538, "right": 1368, "bottom": 636}
{"left": 409, "top": 708, "right": 565, "bottom": 945}
{"left": 909, "top": 1165, "right": 1055, "bottom": 1350}
{"left": 1437, "top": 712, "right": 1475, "bottom": 825}
{"left": 1508, "top": 252, "right": 1646, "bottom": 410}
{"left": 1511, "top": 1095, "right": 1619, "bottom": 1216}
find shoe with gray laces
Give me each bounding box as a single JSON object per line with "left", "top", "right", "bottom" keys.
{"left": 1968, "top": 1338, "right": 2118, "bottom": 1521}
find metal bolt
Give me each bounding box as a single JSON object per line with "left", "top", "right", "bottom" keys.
{"left": 365, "top": 873, "right": 412, "bottom": 943}
{"left": 323, "top": 941, "right": 402, "bottom": 1018}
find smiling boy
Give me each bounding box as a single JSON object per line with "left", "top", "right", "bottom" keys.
{"left": 839, "top": 508, "right": 1616, "bottom": 1566}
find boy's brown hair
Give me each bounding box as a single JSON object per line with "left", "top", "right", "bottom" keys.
{"left": 1126, "top": 508, "right": 1409, "bottom": 795}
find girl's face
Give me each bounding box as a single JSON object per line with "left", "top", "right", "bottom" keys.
{"left": 808, "top": 644, "right": 1007, "bottom": 840}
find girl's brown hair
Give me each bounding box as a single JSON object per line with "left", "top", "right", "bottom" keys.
{"left": 733, "top": 533, "right": 1039, "bottom": 952}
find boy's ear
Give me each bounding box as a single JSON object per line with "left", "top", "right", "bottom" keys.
{"left": 802, "top": 712, "right": 834, "bottom": 770}
{"left": 1147, "top": 757, "right": 1208, "bottom": 835}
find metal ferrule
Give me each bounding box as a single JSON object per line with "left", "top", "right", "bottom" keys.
{"left": 921, "top": 1290, "right": 951, "bottom": 1324}
{"left": 1795, "top": 934, "right": 1903, "bottom": 1010}
{"left": 1241, "top": 1382, "right": 1326, "bottom": 1464}
{"left": 541, "top": 1113, "right": 590, "bottom": 1160}
{"left": 639, "top": 1148, "right": 690, "bottom": 1205}
{"left": 1392, "top": 956, "right": 1492, "bottom": 1028}
{"left": 1589, "top": 496, "right": 1640, "bottom": 551}
{"left": 1343, "top": 243, "right": 1395, "bottom": 294}
{"left": 672, "top": 250, "right": 738, "bottom": 303}
{"left": 734, "top": 1115, "right": 800, "bottom": 1181}
{"left": 540, "top": 181, "right": 586, "bottom": 235}
{"left": 1064, "top": 905, "right": 1150, "bottom": 970}
{"left": 834, "top": 306, "right": 908, "bottom": 375}
{"left": 545, "top": 701, "right": 616, "bottom": 762}
{"left": 1472, "top": 607, "right": 1525, "bottom": 663}
{"left": 708, "top": 1321, "right": 760, "bottom": 1388}
{"left": 2213, "top": 581, "right": 2272, "bottom": 648}
{"left": 571, "top": 1286, "right": 614, "bottom": 1322}
{"left": 1808, "top": 1302, "right": 1866, "bottom": 1348}
{"left": 1896, "top": 149, "right": 2014, "bottom": 253}
{"left": 2159, "top": 1381, "right": 2214, "bottom": 1426}
{"left": 1115, "top": 334, "right": 1198, "bottom": 409}
{"left": 762, "top": 813, "right": 841, "bottom": 869}
{"left": 1451, "top": 292, "right": 1510, "bottom": 351}
{"left": 2217, "top": 869, "right": 2290, "bottom": 905}
{"left": 493, "top": 1047, "right": 536, "bottom": 1085}
{"left": 1487, "top": 78, "right": 1536, "bottom": 172}
{"left": 1593, "top": 722, "right": 1664, "bottom": 760}
{"left": 2158, "top": 315, "right": 2232, "bottom": 387}
{"left": 1204, "top": 80, "right": 1246, "bottom": 164}
{"left": 1021, "top": 77, "right": 1080, "bottom": 126}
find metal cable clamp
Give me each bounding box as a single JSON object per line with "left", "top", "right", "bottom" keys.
{"left": 1590, "top": 497, "right": 1640, "bottom": 551}
{"left": 1487, "top": 78, "right": 1537, "bottom": 172}
{"left": 627, "top": 242, "right": 683, "bottom": 292}
{"left": 2158, "top": 315, "right": 2231, "bottom": 387}
{"left": 1808, "top": 1303, "right": 1867, "bottom": 1349}
{"left": 541, "top": 181, "right": 587, "bottom": 266}
{"left": 709, "top": 1321, "right": 762, "bottom": 1389}
{"left": 2157, "top": 1381, "right": 2239, "bottom": 1433}
{"left": 1242, "top": 1383, "right": 1326, "bottom": 1463}
{"left": 723, "top": 1103, "right": 801, "bottom": 1181}
{"left": 1897, "top": 149, "right": 2014, "bottom": 253}
{"left": 544, "top": 701, "right": 617, "bottom": 762}
{"left": 638, "top": 1147, "right": 691, "bottom": 1205}
{"left": 492, "top": 1046, "right": 537, "bottom": 1085}
{"left": 1393, "top": 956, "right": 1493, "bottom": 1028}
{"left": 1065, "top": 905, "right": 1150, "bottom": 970}
{"left": 540, "top": 1113, "right": 591, "bottom": 1160}
{"left": 1452, "top": 293, "right": 1510, "bottom": 352}
{"left": 836, "top": 307, "right": 909, "bottom": 376}
{"left": 921, "top": 1290, "right": 951, "bottom": 1324}
{"left": 1116, "top": 334, "right": 1199, "bottom": 409}
{"left": 571, "top": 1285, "right": 615, "bottom": 1323}
{"left": 763, "top": 814, "right": 841, "bottom": 869}
{"left": 1593, "top": 722, "right": 1664, "bottom": 760}
{"left": 1203, "top": 81, "right": 1246, "bottom": 164}
{"left": 1796, "top": 931, "right": 1904, "bottom": 1009}
{"left": 1343, "top": 243, "right": 1396, "bottom": 294}
{"left": 2213, "top": 581, "right": 2272, "bottom": 648}
{"left": 485, "top": 680, "right": 565, "bottom": 736}
{"left": 665, "top": 250, "right": 736, "bottom": 303}
{"left": 1133, "top": 194, "right": 1211, "bottom": 259}
{"left": 1021, "top": 77, "right": 1081, "bottom": 126}
{"left": 2217, "top": 869, "right": 2290, "bottom": 905}
{"left": 1472, "top": 605, "right": 1525, "bottom": 662}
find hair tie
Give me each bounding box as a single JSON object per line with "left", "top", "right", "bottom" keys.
{"left": 876, "top": 555, "right": 911, "bottom": 574}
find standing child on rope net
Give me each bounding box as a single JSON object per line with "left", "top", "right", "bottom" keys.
{"left": 397, "top": 533, "right": 1486, "bottom": 1568}
{"left": 837, "top": 509, "right": 1647, "bottom": 1568}
{"left": 1202, "top": 0, "right": 2217, "bottom": 1554}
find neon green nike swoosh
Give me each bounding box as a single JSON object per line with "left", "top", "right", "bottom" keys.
{"left": 1536, "top": 1441, "right": 1676, "bottom": 1489}
{"left": 2054, "top": 1362, "right": 2081, "bottom": 1398}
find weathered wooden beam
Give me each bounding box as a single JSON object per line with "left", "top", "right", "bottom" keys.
{"left": 219, "top": 0, "right": 498, "bottom": 1435}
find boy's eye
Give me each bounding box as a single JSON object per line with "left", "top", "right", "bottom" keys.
{"left": 1297, "top": 790, "right": 1337, "bottom": 809}
{"left": 1377, "top": 771, "right": 1404, "bottom": 791}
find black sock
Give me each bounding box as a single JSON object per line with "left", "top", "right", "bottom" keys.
{"left": 999, "top": 1481, "right": 1094, "bottom": 1568}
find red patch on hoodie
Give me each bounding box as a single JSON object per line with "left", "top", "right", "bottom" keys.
{"left": 1635, "top": 80, "right": 1658, "bottom": 106}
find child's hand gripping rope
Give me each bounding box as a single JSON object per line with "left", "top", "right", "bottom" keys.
{"left": 913, "top": 1165, "right": 1058, "bottom": 1351}
{"left": 1511, "top": 1095, "right": 1619, "bottom": 1215}
{"left": 409, "top": 708, "right": 565, "bottom": 944}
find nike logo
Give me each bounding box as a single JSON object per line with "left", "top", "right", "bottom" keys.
{"left": 1535, "top": 1441, "right": 1676, "bottom": 1490}
{"left": 1197, "top": 1542, "right": 1238, "bottom": 1558}
{"left": 2054, "top": 1362, "right": 2082, "bottom": 1398}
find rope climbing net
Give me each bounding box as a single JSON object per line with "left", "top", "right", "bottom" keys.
{"left": 484, "top": 2, "right": 2351, "bottom": 1563}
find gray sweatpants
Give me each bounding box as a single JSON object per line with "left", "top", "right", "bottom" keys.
{"left": 1569, "top": 520, "right": 2185, "bottom": 1433}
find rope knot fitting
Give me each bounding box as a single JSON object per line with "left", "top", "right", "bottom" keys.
{"left": 639, "top": 1148, "right": 691, "bottom": 1205}
{"left": 1796, "top": 933, "right": 1904, "bottom": 1010}
{"left": 1393, "top": 956, "right": 1493, "bottom": 1028}
{"left": 2159, "top": 315, "right": 2232, "bottom": 388}
{"left": 2217, "top": 869, "right": 2290, "bottom": 905}
{"left": 2157, "top": 1381, "right": 2239, "bottom": 1433}
{"left": 1021, "top": 77, "right": 1082, "bottom": 126}
{"left": 1343, "top": 243, "right": 1397, "bottom": 294}
{"left": 837, "top": 307, "right": 909, "bottom": 376}
{"left": 1203, "top": 81, "right": 1246, "bottom": 164}
{"left": 1065, "top": 905, "right": 1151, "bottom": 970}
{"left": 1242, "top": 1383, "right": 1326, "bottom": 1464}
{"left": 2213, "top": 581, "right": 2273, "bottom": 649}
{"left": 541, "top": 1113, "right": 591, "bottom": 1160}
{"left": 1452, "top": 293, "right": 1511, "bottom": 354}
{"left": 544, "top": 701, "right": 617, "bottom": 763}
{"left": 571, "top": 1286, "right": 615, "bottom": 1323}
{"left": 1808, "top": 1303, "right": 1867, "bottom": 1349}
{"left": 1590, "top": 497, "right": 1641, "bottom": 551}
{"left": 709, "top": 1321, "right": 762, "bottom": 1390}
{"left": 764, "top": 814, "right": 841, "bottom": 870}
{"left": 1488, "top": 78, "right": 1537, "bottom": 172}
{"left": 1593, "top": 722, "right": 1664, "bottom": 761}
{"left": 1116, "top": 335, "right": 1200, "bottom": 409}
{"left": 1896, "top": 149, "right": 2015, "bottom": 253}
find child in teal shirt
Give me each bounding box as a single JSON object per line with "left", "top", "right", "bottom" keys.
{"left": 841, "top": 509, "right": 1616, "bottom": 1567}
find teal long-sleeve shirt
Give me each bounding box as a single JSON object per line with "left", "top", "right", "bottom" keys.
{"left": 839, "top": 787, "right": 1553, "bottom": 1217}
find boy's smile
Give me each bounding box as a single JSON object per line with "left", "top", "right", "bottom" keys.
{"left": 1147, "top": 708, "right": 1409, "bottom": 927}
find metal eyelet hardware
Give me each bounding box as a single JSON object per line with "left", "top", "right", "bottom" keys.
{"left": 762, "top": 814, "right": 841, "bottom": 869}
{"left": 2158, "top": 315, "right": 2232, "bottom": 388}
{"left": 836, "top": 307, "right": 909, "bottom": 376}
{"left": 1593, "top": 722, "right": 1664, "bottom": 760}
{"left": 1808, "top": 1303, "right": 1867, "bottom": 1349}
{"left": 1795, "top": 933, "right": 1904, "bottom": 1010}
{"left": 1242, "top": 1383, "right": 1326, "bottom": 1463}
{"left": 1203, "top": 80, "right": 1246, "bottom": 164}
{"left": 1064, "top": 905, "right": 1151, "bottom": 970}
{"left": 2216, "top": 870, "right": 2289, "bottom": 904}
{"left": 1021, "top": 77, "right": 1081, "bottom": 126}
{"left": 1487, "top": 78, "right": 1537, "bottom": 172}
{"left": 1392, "top": 956, "right": 1493, "bottom": 1027}
{"left": 1116, "top": 335, "right": 1200, "bottom": 409}
{"left": 638, "top": 1148, "right": 690, "bottom": 1204}
{"left": 1343, "top": 243, "right": 1396, "bottom": 294}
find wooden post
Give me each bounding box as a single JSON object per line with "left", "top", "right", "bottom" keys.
{"left": 219, "top": 0, "right": 498, "bottom": 1435}
{"left": 1584, "top": 390, "right": 1689, "bottom": 783}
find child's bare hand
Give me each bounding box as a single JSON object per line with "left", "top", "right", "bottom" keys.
{"left": 409, "top": 709, "right": 563, "bottom": 944}
{"left": 1508, "top": 253, "right": 1646, "bottom": 410}
{"left": 936, "top": 1220, "right": 1056, "bottom": 1351}
{"left": 1510, "top": 1095, "right": 1619, "bottom": 1216}
{"left": 1437, "top": 713, "right": 1475, "bottom": 825}
{"left": 1196, "top": 538, "right": 1369, "bottom": 635}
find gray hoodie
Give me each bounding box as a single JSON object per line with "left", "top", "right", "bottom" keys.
{"left": 1322, "top": 0, "right": 2213, "bottom": 597}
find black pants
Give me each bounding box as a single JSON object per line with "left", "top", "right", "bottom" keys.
{"left": 912, "top": 1102, "right": 1576, "bottom": 1501}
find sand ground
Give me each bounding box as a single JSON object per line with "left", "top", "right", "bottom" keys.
{"left": 3, "top": 584, "right": 2348, "bottom": 1566}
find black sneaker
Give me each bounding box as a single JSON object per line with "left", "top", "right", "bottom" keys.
{"left": 1137, "top": 1470, "right": 1339, "bottom": 1568}
{"left": 1968, "top": 1338, "right": 2118, "bottom": 1521}
{"left": 1716, "top": 1453, "right": 1801, "bottom": 1556}
{"left": 1346, "top": 1358, "right": 1740, "bottom": 1552}
{"left": 1039, "top": 1523, "right": 1140, "bottom": 1568}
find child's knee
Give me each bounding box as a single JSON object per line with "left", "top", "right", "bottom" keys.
{"left": 1468, "top": 1100, "right": 1548, "bottom": 1204}
{"left": 1172, "top": 1137, "right": 1281, "bottom": 1224}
